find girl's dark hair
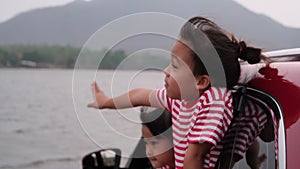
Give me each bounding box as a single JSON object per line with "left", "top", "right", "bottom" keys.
{"left": 180, "top": 16, "right": 264, "bottom": 88}
{"left": 140, "top": 107, "right": 172, "bottom": 138}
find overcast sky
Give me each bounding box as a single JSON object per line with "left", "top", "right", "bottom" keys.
{"left": 0, "top": 0, "right": 300, "bottom": 28}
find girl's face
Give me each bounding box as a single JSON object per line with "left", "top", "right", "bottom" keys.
{"left": 164, "top": 40, "right": 200, "bottom": 101}
{"left": 142, "top": 125, "right": 174, "bottom": 168}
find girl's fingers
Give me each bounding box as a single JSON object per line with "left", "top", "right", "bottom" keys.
{"left": 89, "top": 81, "right": 104, "bottom": 109}
{"left": 92, "top": 81, "right": 101, "bottom": 93}
{"left": 87, "top": 103, "right": 93, "bottom": 107}
{"left": 87, "top": 102, "right": 98, "bottom": 108}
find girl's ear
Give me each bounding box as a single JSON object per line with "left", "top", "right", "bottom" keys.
{"left": 196, "top": 75, "right": 210, "bottom": 90}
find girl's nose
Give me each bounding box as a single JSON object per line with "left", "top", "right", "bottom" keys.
{"left": 146, "top": 147, "right": 153, "bottom": 157}
{"left": 164, "top": 65, "right": 171, "bottom": 76}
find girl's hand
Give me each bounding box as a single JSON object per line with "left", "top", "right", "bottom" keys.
{"left": 87, "top": 82, "right": 109, "bottom": 109}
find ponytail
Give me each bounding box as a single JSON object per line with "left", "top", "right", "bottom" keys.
{"left": 238, "top": 41, "right": 261, "bottom": 64}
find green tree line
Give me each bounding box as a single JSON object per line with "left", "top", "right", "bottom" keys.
{"left": 0, "top": 44, "right": 169, "bottom": 69}
{"left": 0, "top": 45, "right": 81, "bottom": 68}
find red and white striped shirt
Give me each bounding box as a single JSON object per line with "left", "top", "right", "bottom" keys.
{"left": 156, "top": 87, "right": 233, "bottom": 169}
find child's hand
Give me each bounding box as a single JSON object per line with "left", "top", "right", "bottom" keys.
{"left": 87, "top": 82, "right": 109, "bottom": 109}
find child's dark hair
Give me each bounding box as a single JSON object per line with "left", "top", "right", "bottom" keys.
{"left": 180, "top": 16, "right": 264, "bottom": 88}
{"left": 140, "top": 107, "right": 172, "bottom": 138}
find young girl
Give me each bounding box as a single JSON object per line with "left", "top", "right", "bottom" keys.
{"left": 88, "top": 17, "right": 263, "bottom": 169}
{"left": 140, "top": 108, "right": 175, "bottom": 169}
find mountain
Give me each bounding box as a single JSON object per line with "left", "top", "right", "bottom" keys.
{"left": 0, "top": 0, "right": 299, "bottom": 51}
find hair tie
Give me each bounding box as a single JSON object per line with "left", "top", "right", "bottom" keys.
{"left": 238, "top": 41, "right": 247, "bottom": 60}
{"left": 238, "top": 41, "right": 261, "bottom": 64}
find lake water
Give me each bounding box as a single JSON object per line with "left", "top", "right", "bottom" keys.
{"left": 0, "top": 68, "right": 165, "bottom": 169}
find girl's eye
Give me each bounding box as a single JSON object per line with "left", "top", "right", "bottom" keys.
{"left": 171, "top": 63, "right": 178, "bottom": 69}
{"left": 150, "top": 141, "right": 158, "bottom": 145}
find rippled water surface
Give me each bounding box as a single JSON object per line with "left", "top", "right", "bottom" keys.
{"left": 0, "top": 68, "right": 164, "bottom": 169}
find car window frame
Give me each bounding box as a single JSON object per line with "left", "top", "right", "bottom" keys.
{"left": 232, "top": 86, "right": 286, "bottom": 169}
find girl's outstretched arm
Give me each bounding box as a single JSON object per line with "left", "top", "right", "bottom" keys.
{"left": 87, "top": 81, "right": 160, "bottom": 109}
